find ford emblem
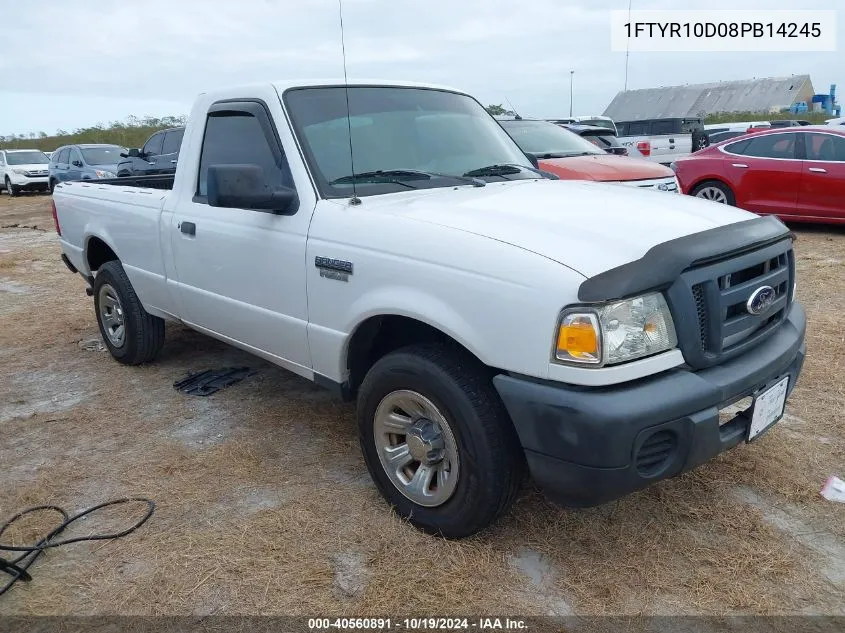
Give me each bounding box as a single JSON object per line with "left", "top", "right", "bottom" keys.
{"left": 747, "top": 285, "right": 776, "bottom": 315}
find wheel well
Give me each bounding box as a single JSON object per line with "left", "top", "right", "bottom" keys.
{"left": 689, "top": 177, "right": 731, "bottom": 195}
{"left": 86, "top": 237, "right": 118, "bottom": 271}
{"left": 345, "top": 315, "right": 483, "bottom": 398}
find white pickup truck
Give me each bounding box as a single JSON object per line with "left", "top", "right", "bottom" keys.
{"left": 54, "top": 80, "right": 806, "bottom": 538}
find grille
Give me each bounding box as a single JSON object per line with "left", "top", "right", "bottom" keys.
{"left": 670, "top": 238, "right": 794, "bottom": 368}
{"left": 635, "top": 430, "right": 676, "bottom": 477}
{"left": 632, "top": 177, "right": 678, "bottom": 192}
{"left": 692, "top": 283, "right": 708, "bottom": 351}
{"left": 24, "top": 170, "right": 48, "bottom": 177}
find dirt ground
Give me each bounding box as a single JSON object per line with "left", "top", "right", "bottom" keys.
{"left": 0, "top": 193, "right": 843, "bottom": 617}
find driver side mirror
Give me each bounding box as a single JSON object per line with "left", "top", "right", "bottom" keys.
{"left": 207, "top": 164, "right": 298, "bottom": 215}
{"left": 72, "top": 160, "right": 83, "bottom": 167}
{"left": 122, "top": 148, "right": 141, "bottom": 159}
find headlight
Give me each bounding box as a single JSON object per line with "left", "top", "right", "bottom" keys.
{"left": 11, "top": 168, "right": 27, "bottom": 175}
{"left": 554, "top": 292, "right": 677, "bottom": 366}
{"left": 669, "top": 162, "right": 677, "bottom": 172}
{"left": 95, "top": 170, "right": 115, "bottom": 179}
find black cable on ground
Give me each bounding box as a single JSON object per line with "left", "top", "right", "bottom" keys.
{"left": 0, "top": 497, "right": 155, "bottom": 597}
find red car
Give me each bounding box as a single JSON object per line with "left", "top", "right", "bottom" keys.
{"left": 673, "top": 126, "right": 845, "bottom": 224}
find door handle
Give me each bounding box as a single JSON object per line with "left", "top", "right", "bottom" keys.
{"left": 147, "top": 161, "right": 156, "bottom": 165}
{"left": 808, "top": 167, "right": 827, "bottom": 173}
{"left": 179, "top": 221, "right": 196, "bottom": 236}
{"left": 732, "top": 163, "right": 749, "bottom": 168}
{"left": 170, "top": 160, "right": 178, "bottom": 164}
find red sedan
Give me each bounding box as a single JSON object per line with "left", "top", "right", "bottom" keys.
{"left": 673, "top": 126, "right": 845, "bottom": 224}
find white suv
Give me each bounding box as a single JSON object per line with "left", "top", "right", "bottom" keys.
{"left": 0, "top": 149, "right": 51, "bottom": 196}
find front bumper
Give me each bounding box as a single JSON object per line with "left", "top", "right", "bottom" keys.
{"left": 493, "top": 302, "right": 806, "bottom": 507}
{"left": 7, "top": 175, "right": 49, "bottom": 190}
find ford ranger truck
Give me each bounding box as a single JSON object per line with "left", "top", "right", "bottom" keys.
{"left": 53, "top": 80, "right": 806, "bottom": 539}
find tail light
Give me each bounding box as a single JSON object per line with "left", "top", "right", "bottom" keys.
{"left": 636, "top": 140, "right": 651, "bottom": 157}
{"left": 51, "top": 199, "right": 62, "bottom": 236}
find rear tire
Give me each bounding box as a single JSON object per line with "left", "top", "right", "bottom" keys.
{"left": 93, "top": 260, "right": 165, "bottom": 365}
{"left": 357, "top": 343, "right": 523, "bottom": 539}
{"left": 691, "top": 180, "right": 735, "bottom": 206}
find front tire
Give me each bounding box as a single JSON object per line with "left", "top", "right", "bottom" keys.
{"left": 93, "top": 260, "right": 165, "bottom": 365}
{"left": 357, "top": 343, "right": 523, "bottom": 538}
{"left": 5, "top": 177, "right": 16, "bottom": 197}
{"left": 691, "top": 180, "right": 735, "bottom": 206}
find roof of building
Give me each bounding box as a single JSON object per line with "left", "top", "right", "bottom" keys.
{"left": 604, "top": 75, "right": 812, "bottom": 121}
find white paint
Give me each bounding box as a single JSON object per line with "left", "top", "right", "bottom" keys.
{"left": 53, "top": 81, "right": 760, "bottom": 390}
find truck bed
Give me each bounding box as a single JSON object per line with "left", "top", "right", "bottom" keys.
{"left": 88, "top": 174, "right": 174, "bottom": 190}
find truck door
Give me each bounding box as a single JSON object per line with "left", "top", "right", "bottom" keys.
{"left": 169, "top": 99, "right": 313, "bottom": 375}
{"left": 67, "top": 148, "right": 84, "bottom": 181}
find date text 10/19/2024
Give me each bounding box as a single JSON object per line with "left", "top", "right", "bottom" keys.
{"left": 308, "top": 618, "right": 528, "bottom": 630}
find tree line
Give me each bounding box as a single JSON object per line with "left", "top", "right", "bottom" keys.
{"left": 0, "top": 115, "right": 187, "bottom": 151}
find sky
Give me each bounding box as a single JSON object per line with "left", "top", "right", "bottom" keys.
{"left": 1, "top": 0, "right": 842, "bottom": 137}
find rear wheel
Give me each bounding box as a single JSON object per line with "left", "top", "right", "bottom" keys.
{"left": 357, "top": 343, "right": 523, "bottom": 538}
{"left": 692, "top": 180, "right": 735, "bottom": 206}
{"left": 93, "top": 260, "right": 165, "bottom": 365}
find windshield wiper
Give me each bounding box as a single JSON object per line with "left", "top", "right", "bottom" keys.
{"left": 462, "top": 164, "right": 522, "bottom": 178}
{"left": 330, "top": 169, "right": 485, "bottom": 187}
{"left": 463, "top": 163, "right": 556, "bottom": 180}
{"left": 535, "top": 152, "right": 599, "bottom": 159}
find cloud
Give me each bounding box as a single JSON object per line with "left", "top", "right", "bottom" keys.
{"left": 1, "top": 0, "right": 842, "bottom": 134}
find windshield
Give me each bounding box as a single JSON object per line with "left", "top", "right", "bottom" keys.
{"left": 500, "top": 121, "right": 604, "bottom": 157}
{"left": 81, "top": 146, "right": 125, "bottom": 165}
{"left": 284, "top": 86, "right": 537, "bottom": 198}
{"left": 5, "top": 151, "right": 49, "bottom": 165}
{"left": 577, "top": 118, "right": 616, "bottom": 132}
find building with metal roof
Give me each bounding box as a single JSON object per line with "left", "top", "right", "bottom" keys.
{"left": 603, "top": 75, "right": 815, "bottom": 121}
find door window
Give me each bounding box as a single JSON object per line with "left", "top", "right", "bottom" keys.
{"left": 627, "top": 121, "right": 647, "bottom": 135}
{"left": 143, "top": 133, "right": 164, "bottom": 156}
{"left": 196, "top": 109, "right": 293, "bottom": 197}
{"left": 161, "top": 129, "right": 184, "bottom": 155}
{"left": 651, "top": 120, "right": 676, "bottom": 135}
{"left": 57, "top": 148, "right": 70, "bottom": 164}
{"left": 805, "top": 133, "right": 845, "bottom": 162}
{"left": 726, "top": 134, "right": 796, "bottom": 159}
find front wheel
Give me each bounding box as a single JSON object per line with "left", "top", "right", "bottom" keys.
{"left": 93, "top": 260, "right": 165, "bottom": 365}
{"left": 691, "top": 180, "right": 735, "bottom": 206}
{"left": 4, "top": 177, "right": 16, "bottom": 197}
{"left": 357, "top": 344, "right": 523, "bottom": 538}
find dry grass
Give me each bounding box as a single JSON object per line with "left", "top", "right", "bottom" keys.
{"left": 0, "top": 195, "right": 843, "bottom": 617}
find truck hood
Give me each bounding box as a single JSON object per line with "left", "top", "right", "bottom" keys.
{"left": 539, "top": 154, "right": 674, "bottom": 181}
{"left": 7, "top": 163, "right": 49, "bottom": 172}
{"left": 367, "top": 179, "right": 755, "bottom": 278}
